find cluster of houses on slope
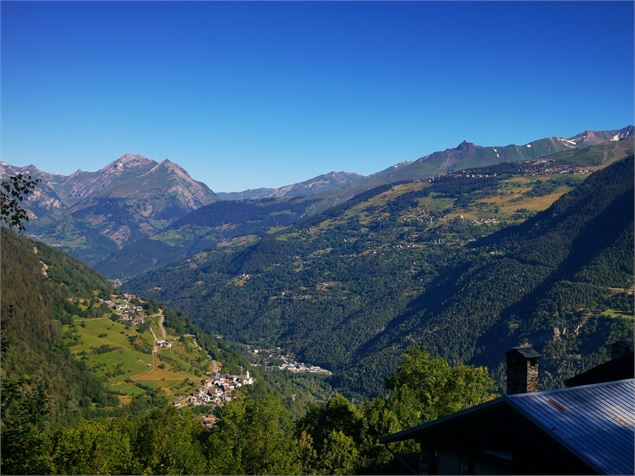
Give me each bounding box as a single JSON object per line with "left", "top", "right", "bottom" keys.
{"left": 516, "top": 160, "right": 593, "bottom": 176}
{"left": 98, "top": 293, "right": 147, "bottom": 326}
{"left": 450, "top": 160, "right": 593, "bottom": 179}
{"left": 249, "top": 347, "right": 332, "bottom": 375}
{"left": 278, "top": 361, "right": 332, "bottom": 374}
{"left": 173, "top": 371, "right": 255, "bottom": 409}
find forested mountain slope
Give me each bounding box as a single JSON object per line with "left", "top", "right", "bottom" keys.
{"left": 0, "top": 228, "right": 335, "bottom": 428}
{"left": 0, "top": 229, "right": 234, "bottom": 425}
{"left": 127, "top": 150, "right": 634, "bottom": 396}
{"left": 96, "top": 196, "right": 319, "bottom": 278}
{"left": 0, "top": 229, "right": 347, "bottom": 475}
{"left": 1, "top": 228, "right": 115, "bottom": 426}
{"left": 345, "top": 156, "right": 634, "bottom": 393}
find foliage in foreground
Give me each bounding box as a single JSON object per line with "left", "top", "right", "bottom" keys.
{"left": 0, "top": 173, "right": 39, "bottom": 231}
{"left": 1, "top": 348, "right": 496, "bottom": 475}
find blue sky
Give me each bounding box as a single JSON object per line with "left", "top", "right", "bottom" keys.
{"left": 2, "top": 1, "right": 633, "bottom": 191}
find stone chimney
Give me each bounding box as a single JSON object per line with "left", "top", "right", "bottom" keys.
{"left": 506, "top": 345, "right": 540, "bottom": 395}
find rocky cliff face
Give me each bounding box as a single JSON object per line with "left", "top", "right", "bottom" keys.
{"left": 0, "top": 155, "right": 217, "bottom": 263}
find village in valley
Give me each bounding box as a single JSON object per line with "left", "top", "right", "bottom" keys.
{"left": 172, "top": 364, "right": 256, "bottom": 428}
{"left": 99, "top": 293, "right": 152, "bottom": 328}
{"left": 97, "top": 292, "right": 256, "bottom": 424}
{"left": 80, "top": 292, "right": 330, "bottom": 430}
{"left": 173, "top": 370, "right": 255, "bottom": 408}
{"left": 248, "top": 346, "right": 332, "bottom": 375}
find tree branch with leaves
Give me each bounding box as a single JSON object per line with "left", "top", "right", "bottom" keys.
{"left": 0, "top": 173, "right": 40, "bottom": 231}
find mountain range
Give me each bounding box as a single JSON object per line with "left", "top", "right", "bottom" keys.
{"left": 309, "top": 125, "right": 635, "bottom": 212}
{"left": 1, "top": 125, "right": 633, "bottom": 400}
{"left": 1, "top": 125, "right": 632, "bottom": 270}
{"left": 0, "top": 154, "right": 217, "bottom": 263}
{"left": 216, "top": 171, "right": 366, "bottom": 201}
{"left": 126, "top": 151, "right": 634, "bottom": 396}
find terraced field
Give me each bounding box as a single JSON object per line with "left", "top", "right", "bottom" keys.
{"left": 64, "top": 312, "right": 213, "bottom": 402}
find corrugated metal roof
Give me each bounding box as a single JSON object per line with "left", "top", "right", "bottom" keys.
{"left": 507, "top": 378, "right": 635, "bottom": 476}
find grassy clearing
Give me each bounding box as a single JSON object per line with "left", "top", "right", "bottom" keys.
{"left": 500, "top": 191, "right": 569, "bottom": 213}
{"left": 65, "top": 314, "right": 211, "bottom": 400}
{"left": 607, "top": 287, "right": 635, "bottom": 295}
{"left": 116, "top": 395, "right": 133, "bottom": 405}
{"left": 416, "top": 195, "right": 454, "bottom": 210}
{"left": 65, "top": 317, "right": 153, "bottom": 377}
{"left": 110, "top": 383, "right": 146, "bottom": 396}
{"left": 275, "top": 231, "right": 302, "bottom": 241}
{"left": 440, "top": 179, "right": 571, "bottom": 223}
{"left": 134, "top": 365, "right": 192, "bottom": 382}
{"left": 156, "top": 225, "right": 211, "bottom": 246}
{"left": 579, "top": 307, "right": 634, "bottom": 320}
{"left": 600, "top": 309, "right": 634, "bottom": 320}
{"left": 217, "top": 234, "right": 259, "bottom": 249}
{"left": 267, "top": 225, "right": 291, "bottom": 234}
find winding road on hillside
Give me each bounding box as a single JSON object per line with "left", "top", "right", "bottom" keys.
{"left": 157, "top": 310, "right": 166, "bottom": 339}
{"left": 184, "top": 333, "right": 219, "bottom": 374}
{"left": 131, "top": 348, "right": 158, "bottom": 381}
{"left": 133, "top": 310, "right": 166, "bottom": 380}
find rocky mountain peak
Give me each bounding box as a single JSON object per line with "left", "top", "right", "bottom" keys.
{"left": 320, "top": 171, "right": 364, "bottom": 183}
{"left": 141, "top": 159, "right": 194, "bottom": 182}
{"left": 159, "top": 159, "right": 187, "bottom": 173}
{"left": 108, "top": 154, "right": 155, "bottom": 171}
{"left": 456, "top": 140, "right": 477, "bottom": 151}
{"left": 617, "top": 125, "right": 634, "bottom": 138}
{"left": 581, "top": 130, "right": 597, "bottom": 139}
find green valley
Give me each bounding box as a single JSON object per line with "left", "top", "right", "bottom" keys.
{"left": 126, "top": 149, "right": 634, "bottom": 397}
{"left": 3, "top": 3, "right": 634, "bottom": 473}
{"left": 0, "top": 225, "right": 336, "bottom": 420}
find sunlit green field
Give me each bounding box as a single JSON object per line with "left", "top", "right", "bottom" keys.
{"left": 64, "top": 314, "right": 212, "bottom": 400}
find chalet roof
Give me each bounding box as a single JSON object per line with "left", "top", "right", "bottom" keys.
{"left": 565, "top": 352, "right": 634, "bottom": 388}
{"left": 382, "top": 379, "right": 635, "bottom": 475}
{"left": 507, "top": 379, "right": 634, "bottom": 476}
{"left": 506, "top": 345, "right": 540, "bottom": 359}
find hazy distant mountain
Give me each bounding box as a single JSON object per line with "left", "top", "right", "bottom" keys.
{"left": 216, "top": 188, "right": 277, "bottom": 201}
{"left": 2, "top": 126, "right": 630, "bottom": 267}
{"left": 0, "top": 154, "right": 217, "bottom": 263}
{"left": 311, "top": 126, "right": 634, "bottom": 212}
{"left": 217, "top": 171, "right": 365, "bottom": 201}
{"left": 375, "top": 125, "right": 635, "bottom": 182}
{"left": 53, "top": 154, "right": 216, "bottom": 209}
{"left": 0, "top": 162, "right": 64, "bottom": 212}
